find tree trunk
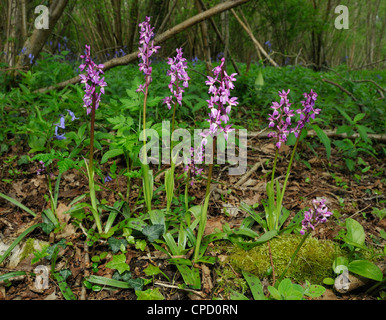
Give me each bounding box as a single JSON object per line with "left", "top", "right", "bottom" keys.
{"left": 127, "top": 0, "right": 139, "bottom": 54}
{"left": 198, "top": 0, "right": 240, "bottom": 74}
{"left": 5, "top": 0, "right": 19, "bottom": 69}
{"left": 15, "top": 0, "right": 69, "bottom": 70}
{"left": 111, "top": 0, "right": 122, "bottom": 49}
{"left": 195, "top": 0, "right": 212, "bottom": 75}
{"left": 158, "top": 0, "right": 178, "bottom": 34}
{"left": 35, "top": 0, "right": 250, "bottom": 93}
{"left": 20, "top": 0, "right": 27, "bottom": 40}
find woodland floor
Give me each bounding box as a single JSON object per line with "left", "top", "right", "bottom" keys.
{"left": 0, "top": 132, "right": 385, "bottom": 301}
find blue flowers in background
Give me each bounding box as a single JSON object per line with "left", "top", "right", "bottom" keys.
{"left": 53, "top": 109, "right": 78, "bottom": 140}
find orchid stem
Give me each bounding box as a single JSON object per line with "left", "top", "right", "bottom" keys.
{"left": 277, "top": 232, "right": 310, "bottom": 284}
{"left": 89, "top": 94, "right": 102, "bottom": 234}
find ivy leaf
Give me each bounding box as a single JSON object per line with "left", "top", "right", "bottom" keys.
{"left": 142, "top": 224, "right": 164, "bottom": 242}
{"left": 106, "top": 254, "right": 130, "bottom": 274}
{"left": 143, "top": 264, "right": 162, "bottom": 277}
{"left": 107, "top": 237, "right": 128, "bottom": 254}
{"left": 136, "top": 288, "right": 164, "bottom": 300}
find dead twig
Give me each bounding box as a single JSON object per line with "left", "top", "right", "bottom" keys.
{"left": 154, "top": 281, "right": 206, "bottom": 298}
{"left": 235, "top": 161, "right": 265, "bottom": 187}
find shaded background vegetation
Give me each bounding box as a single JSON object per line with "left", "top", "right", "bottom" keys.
{"left": 1, "top": 0, "right": 385, "bottom": 72}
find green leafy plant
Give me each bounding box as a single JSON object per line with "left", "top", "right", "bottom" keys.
{"left": 267, "top": 278, "right": 325, "bottom": 300}
{"left": 333, "top": 218, "right": 384, "bottom": 282}
{"left": 333, "top": 108, "right": 377, "bottom": 172}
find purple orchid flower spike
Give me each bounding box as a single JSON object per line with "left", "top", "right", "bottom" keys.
{"left": 300, "top": 198, "right": 332, "bottom": 235}
{"left": 184, "top": 147, "right": 204, "bottom": 186}
{"left": 267, "top": 89, "right": 295, "bottom": 149}
{"left": 79, "top": 45, "right": 107, "bottom": 115}
{"left": 137, "top": 16, "right": 161, "bottom": 94}
{"left": 201, "top": 57, "right": 238, "bottom": 144}
{"left": 163, "top": 48, "right": 190, "bottom": 110}
{"left": 293, "top": 89, "right": 320, "bottom": 136}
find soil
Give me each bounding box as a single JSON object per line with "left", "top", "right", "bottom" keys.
{"left": 0, "top": 133, "right": 385, "bottom": 301}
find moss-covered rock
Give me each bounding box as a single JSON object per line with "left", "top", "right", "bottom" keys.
{"left": 225, "top": 234, "right": 339, "bottom": 284}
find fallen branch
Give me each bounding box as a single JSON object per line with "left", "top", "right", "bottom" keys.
{"left": 34, "top": 0, "right": 250, "bottom": 93}
{"left": 154, "top": 281, "right": 206, "bottom": 298}
{"left": 322, "top": 78, "right": 361, "bottom": 104}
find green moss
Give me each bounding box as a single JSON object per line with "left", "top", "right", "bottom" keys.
{"left": 226, "top": 234, "right": 339, "bottom": 284}
{"left": 19, "top": 238, "right": 48, "bottom": 263}
{"left": 213, "top": 264, "right": 249, "bottom": 298}
{"left": 19, "top": 238, "right": 36, "bottom": 262}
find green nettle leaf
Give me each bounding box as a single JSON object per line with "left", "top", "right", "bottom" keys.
{"left": 336, "top": 125, "right": 354, "bottom": 136}
{"left": 101, "top": 148, "right": 124, "bottom": 164}
{"left": 356, "top": 125, "right": 371, "bottom": 143}
{"left": 345, "top": 218, "right": 365, "bottom": 247}
{"left": 312, "top": 124, "right": 331, "bottom": 160}
{"left": 345, "top": 158, "right": 355, "bottom": 172}
{"left": 106, "top": 254, "right": 130, "bottom": 274}
{"left": 353, "top": 113, "right": 366, "bottom": 124}
{"left": 348, "top": 260, "right": 383, "bottom": 282}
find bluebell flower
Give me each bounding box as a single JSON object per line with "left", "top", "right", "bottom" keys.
{"left": 54, "top": 114, "right": 66, "bottom": 140}
{"left": 104, "top": 175, "right": 113, "bottom": 183}
{"left": 54, "top": 114, "right": 66, "bottom": 129}
{"left": 55, "top": 133, "right": 66, "bottom": 140}
{"left": 28, "top": 53, "right": 34, "bottom": 64}
{"left": 67, "top": 109, "right": 78, "bottom": 121}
